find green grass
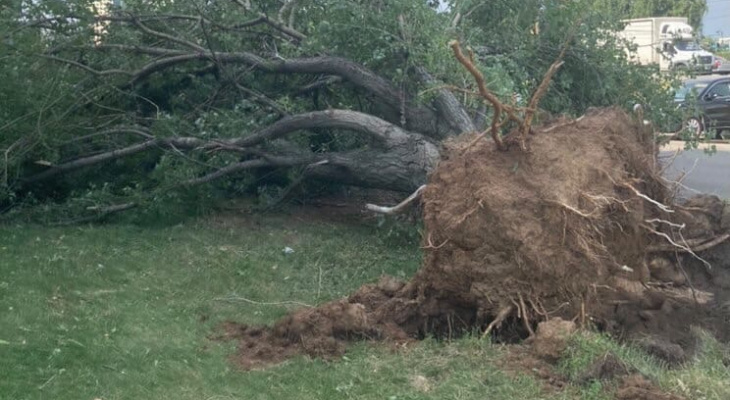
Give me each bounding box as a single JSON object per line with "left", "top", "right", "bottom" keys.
{"left": 561, "top": 332, "right": 730, "bottom": 400}
{"left": 1, "top": 214, "right": 728, "bottom": 400}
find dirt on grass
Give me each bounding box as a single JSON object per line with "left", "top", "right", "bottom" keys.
{"left": 217, "top": 108, "right": 730, "bottom": 380}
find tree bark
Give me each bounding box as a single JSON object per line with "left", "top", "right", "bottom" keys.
{"left": 415, "top": 66, "right": 476, "bottom": 138}
{"left": 308, "top": 133, "right": 439, "bottom": 192}
{"left": 20, "top": 110, "right": 440, "bottom": 193}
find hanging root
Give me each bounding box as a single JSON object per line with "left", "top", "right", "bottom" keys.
{"left": 518, "top": 293, "right": 535, "bottom": 337}
{"left": 482, "top": 305, "right": 514, "bottom": 338}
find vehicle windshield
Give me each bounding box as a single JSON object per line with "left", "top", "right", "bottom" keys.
{"left": 674, "top": 82, "right": 708, "bottom": 101}
{"left": 674, "top": 41, "right": 702, "bottom": 51}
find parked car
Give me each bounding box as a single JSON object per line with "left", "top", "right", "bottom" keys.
{"left": 674, "top": 76, "right": 730, "bottom": 139}
{"left": 713, "top": 58, "right": 730, "bottom": 75}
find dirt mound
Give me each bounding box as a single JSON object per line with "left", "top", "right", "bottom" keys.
{"left": 418, "top": 107, "right": 664, "bottom": 331}
{"left": 223, "top": 108, "right": 730, "bottom": 369}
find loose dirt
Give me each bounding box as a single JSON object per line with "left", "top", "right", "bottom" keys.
{"left": 218, "top": 108, "right": 730, "bottom": 376}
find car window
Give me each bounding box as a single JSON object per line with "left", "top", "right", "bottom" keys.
{"left": 675, "top": 83, "right": 708, "bottom": 101}
{"left": 675, "top": 41, "right": 702, "bottom": 51}
{"left": 707, "top": 82, "right": 730, "bottom": 98}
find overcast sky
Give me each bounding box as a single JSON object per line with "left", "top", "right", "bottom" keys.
{"left": 703, "top": 0, "right": 730, "bottom": 36}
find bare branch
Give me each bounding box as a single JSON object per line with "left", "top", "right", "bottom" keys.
{"left": 233, "top": 82, "right": 289, "bottom": 116}
{"left": 278, "top": 0, "right": 300, "bottom": 28}
{"left": 128, "top": 15, "right": 207, "bottom": 52}
{"left": 41, "top": 55, "right": 133, "bottom": 77}
{"left": 233, "top": 13, "right": 306, "bottom": 41}
{"left": 180, "top": 157, "right": 312, "bottom": 186}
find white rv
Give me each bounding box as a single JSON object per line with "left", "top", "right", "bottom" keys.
{"left": 618, "top": 17, "right": 714, "bottom": 72}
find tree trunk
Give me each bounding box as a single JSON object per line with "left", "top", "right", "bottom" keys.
{"left": 309, "top": 134, "right": 440, "bottom": 192}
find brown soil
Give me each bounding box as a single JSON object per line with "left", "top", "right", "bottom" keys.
{"left": 616, "top": 375, "right": 685, "bottom": 400}
{"left": 532, "top": 318, "right": 577, "bottom": 361}
{"left": 220, "top": 108, "right": 730, "bottom": 371}
{"left": 497, "top": 344, "right": 570, "bottom": 393}
{"left": 577, "top": 352, "right": 636, "bottom": 384}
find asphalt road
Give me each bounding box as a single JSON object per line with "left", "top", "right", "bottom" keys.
{"left": 660, "top": 141, "right": 730, "bottom": 199}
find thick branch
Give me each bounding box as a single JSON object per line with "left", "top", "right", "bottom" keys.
{"left": 234, "top": 110, "right": 413, "bottom": 148}
{"left": 23, "top": 139, "right": 160, "bottom": 184}
{"left": 415, "top": 66, "right": 475, "bottom": 135}
{"left": 181, "top": 156, "right": 314, "bottom": 187}
{"left": 21, "top": 110, "right": 422, "bottom": 185}
{"left": 21, "top": 137, "right": 210, "bottom": 184}
{"left": 51, "top": 47, "right": 441, "bottom": 136}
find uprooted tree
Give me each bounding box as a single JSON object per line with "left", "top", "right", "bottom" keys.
{"left": 219, "top": 40, "right": 730, "bottom": 370}
{"left": 3, "top": 0, "right": 729, "bottom": 372}
{"left": 218, "top": 46, "right": 730, "bottom": 370}
{"left": 0, "top": 0, "right": 680, "bottom": 220}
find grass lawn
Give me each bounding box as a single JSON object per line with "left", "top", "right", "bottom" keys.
{"left": 1, "top": 213, "right": 728, "bottom": 400}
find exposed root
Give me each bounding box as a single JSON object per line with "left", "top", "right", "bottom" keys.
{"left": 622, "top": 183, "right": 674, "bottom": 213}
{"left": 365, "top": 184, "right": 426, "bottom": 215}
{"left": 213, "top": 296, "right": 314, "bottom": 308}
{"left": 518, "top": 293, "right": 536, "bottom": 337}
{"left": 642, "top": 224, "right": 713, "bottom": 271}
{"left": 548, "top": 199, "right": 598, "bottom": 218}
{"left": 541, "top": 114, "right": 585, "bottom": 133}
{"left": 692, "top": 234, "right": 730, "bottom": 252}
{"left": 482, "top": 305, "right": 514, "bottom": 338}
{"left": 582, "top": 193, "right": 630, "bottom": 212}
{"left": 647, "top": 234, "right": 730, "bottom": 253}
{"left": 422, "top": 233, "right": 449, "bottom": 250}
{"left": 450, "top": 41, "right": 515, "bottom": 150}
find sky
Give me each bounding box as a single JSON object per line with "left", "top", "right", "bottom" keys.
{"left": 703, "top": 0, "right": 730, "bottom": 36}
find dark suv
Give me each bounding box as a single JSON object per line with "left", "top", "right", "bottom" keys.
{"left": 675, "top": 76, "right": 730, "bottom": 139}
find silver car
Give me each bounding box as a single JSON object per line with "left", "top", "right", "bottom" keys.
{"left": 713, "top": 58, "right": 730, "bottom": 75}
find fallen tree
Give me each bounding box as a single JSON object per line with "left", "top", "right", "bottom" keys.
{"left": 215, "top": 42, "right": 730, "bottom": 371}
{"left": 0, "top": 0, "right": 679, "bottom": 218}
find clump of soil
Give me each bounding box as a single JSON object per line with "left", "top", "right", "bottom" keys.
{"left": 617, "top": 375, "right": 686, "bottom": 400}
{"left": 532, "top": 318, "right": 577, "bottom": 361}
{"left": 221, "top": 108, "right": 730, "bottom": 370}
{"left": 577, "top": 353, "right": 636, "bottom": 384}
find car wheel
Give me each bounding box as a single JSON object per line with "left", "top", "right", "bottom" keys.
{"left": 683, "top": 117, "right": 704, "bottom": 139}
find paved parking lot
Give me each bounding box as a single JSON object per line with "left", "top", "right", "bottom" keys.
{"left": 660, "top": 141, "right": 730, "bottom": 199}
